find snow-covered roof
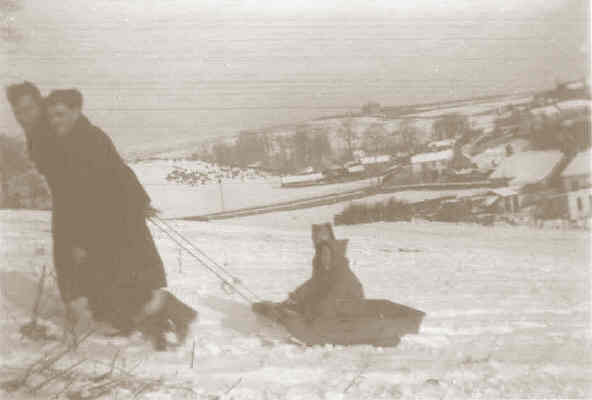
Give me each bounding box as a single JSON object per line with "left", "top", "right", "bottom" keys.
{"left": 281, "top": 173, "right": 323, "bottom": 184}
{"left": 555, "top": 100, "right": 590, "bottom": 113}
{"left": 360, "top": 155, "right": 391, "bottom": 165}
{"left": 428, "top": 139, "right": 455, "bottom": 148}
{"left": 489, "top": 150, "right": 563, "bottom": 186}
{"left": 347, "top": 165, "right": 365, "bottom": 173}
{"left": 484, "top": 196, "right": 499, "bottom": 207}
{"left": 561, "top": 150, "right": 591, "bottom": 177}
{"left": 488, "top": 188, "right": 518, "bottom": 197}
{"left": 565, "top": 81, "right": 586, "bottom": 90}
{"left": 411, "top": 149, "right": 454, "bottom": 164}
{"left": 529, "top": 106, "right": 560, "bottom": 118}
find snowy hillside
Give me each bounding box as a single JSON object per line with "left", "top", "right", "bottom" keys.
{"left": 1, "top": 210, "right": 590, "bottom": 399}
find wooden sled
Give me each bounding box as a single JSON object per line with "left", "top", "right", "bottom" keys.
{"left": 252, "top": 299, "right": 425, "bottom": 347}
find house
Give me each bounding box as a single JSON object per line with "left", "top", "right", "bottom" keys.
{"left": 483, "top": 188, "right": 521, "bottom": 214}
{"left": 346, "top": 164, "right": 365, "bottom": 175}
{"left": 281, "top": 172, "right": 323, "bottom": 187}
{"left": 562, "top": 150, "right": 591, "bottom": 191}
{"left": 489, "top": 150, "right": 564, "bottom": 187}
{"left": 360, "top": 154, "right": 392, "bottom": 165}
{"left": 360, "top": 154, "right": 392, "bottom": 176}
{"left": 560, "top": 150, "right": 591, "bottom": 221}
{"left": 410, "top": 149, "right": 454, "bottom": 181}
{"left": 427, "top": 139, "right": 455, "bottom": 151}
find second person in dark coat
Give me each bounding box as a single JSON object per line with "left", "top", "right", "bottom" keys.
{"left": 43, "top": 88, "right": 196, "bottom": 350}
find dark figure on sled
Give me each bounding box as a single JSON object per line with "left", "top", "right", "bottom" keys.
{"left": 253, "top": 223, "right": 425, "bottom": 347}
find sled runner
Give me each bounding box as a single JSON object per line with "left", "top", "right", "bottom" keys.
{"left": 252, "top": 299, "right": 425, "bottom": 347}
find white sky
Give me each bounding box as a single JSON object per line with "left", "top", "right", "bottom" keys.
{"left": 1, "top": 0, "right": 589, "bottom": 152}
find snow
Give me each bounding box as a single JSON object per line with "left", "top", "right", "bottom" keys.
{"left": 281, "top": 173, "right": 324, "bottom": 185}
{"left": 562, "top": 150, "right": 591, "bottom": 178}
{"left": 556, "top": 99, "right": 590, "bottom": 112}
{"left": 1, "top": 208, "right": 590, "bottom": 399}
{"left": 489, "top": 150, "right": 563, "bottom": 186}
{"left": 129, "top": 161, "right": 374, "bottom": 219}
{"left": 360, "top": 155, "right": 391, "bottom": 165}
{"left": 411, "top": 149, "right": 454, "bottom": 164}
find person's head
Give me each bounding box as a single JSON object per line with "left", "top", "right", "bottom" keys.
{"left": 5, "top": 81, "right": 44, "bottom": 132}
{"left": 311, "top": 223, "right": 336, "bottom": 246}
{"left": 45, "top": 89, "right": 83, "bottom": 137}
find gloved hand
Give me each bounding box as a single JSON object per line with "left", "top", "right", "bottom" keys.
{"left": 145, "top": 205, "right": 161, "bottom": 218}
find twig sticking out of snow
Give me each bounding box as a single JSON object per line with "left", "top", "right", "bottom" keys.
{"left": 225, "top": 377, "right": 243, "bottom": 395}
{"left": 343, "top": 360, "right": 370, "bottom": 394}
{"left": 30, "top": 358, "right": 87, "bottom": 393}
{"left": 31, "top": 264, "right": 47, "bottom": 327}
{"left": 191, "top": 340, "right": 196, "bottom": 369}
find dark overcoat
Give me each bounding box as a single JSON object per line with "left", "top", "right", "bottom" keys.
{"left": 29, "top": 116, "right": 166, "bottom": 328}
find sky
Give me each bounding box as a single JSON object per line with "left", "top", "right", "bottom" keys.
{"left": 1, "top": 0, "right": 589, "bottom": 153}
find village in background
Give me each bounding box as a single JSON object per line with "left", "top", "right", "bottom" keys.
{"left": 1, "top": 77, "right": 590, "bottom": 229}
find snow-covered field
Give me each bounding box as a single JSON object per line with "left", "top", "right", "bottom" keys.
{"left": 1, "top": 209, "right": 590, "bottom": 399}
{"left": 130, "top": 160, "right": 375, "bottom": 219}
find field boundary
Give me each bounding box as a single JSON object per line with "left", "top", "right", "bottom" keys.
{"left": 179, "top": 180, "right": 506, "bottom": 221}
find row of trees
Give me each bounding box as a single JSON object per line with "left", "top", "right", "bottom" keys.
{"left": 199, "top": 113, "right": 474, "bottom": 173}
{"left": 0, "top": 135, "right": 51, "bottom": 209}
{"left": 207, "top": 128, "right": 334, "bottom": 173}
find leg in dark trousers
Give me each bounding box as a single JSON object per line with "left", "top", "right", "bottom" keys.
{"left": 164, "top": 292, "right": 198, "bottom": 345}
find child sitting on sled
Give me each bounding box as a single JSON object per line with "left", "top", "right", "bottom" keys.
{"left": 253, "top": 223, "right": 364, "bottom": 322}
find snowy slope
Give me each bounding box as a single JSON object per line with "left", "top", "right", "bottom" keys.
{"left": 1, "top": 210, "right": 590, "bottom": 399}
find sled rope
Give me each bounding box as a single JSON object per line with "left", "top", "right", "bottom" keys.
{"left": 148, "top": 217, "right": 255, "bottom": 303}
{"left": 150, "top": 216, "right": 262, "bottom": 302}
{"left": 147, "top": 217, "right": 260, "bottom": 304}
{"left": 152, "top": 216, "right": 261, "bottom": 301}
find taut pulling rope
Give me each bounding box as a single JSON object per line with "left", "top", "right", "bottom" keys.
{"left": 147, "top": 216, "right": 261, "bottom": 305}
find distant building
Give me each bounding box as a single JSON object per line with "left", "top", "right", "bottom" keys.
{"left": 281, "top": 172, "right": 323, "bottom": 187}
{"left": 427, "top": 139, "right": 455, "bottom": 151}
{"left": 489, "top": 150, "right": 564, "bottom": 188}
{"left": 346, "top": 164, "right": 365, "bottom": 175}
{"left": 360, "top": 154, "right": 392, "bottom": 176}
{"left": 561, "top": 150, "right": 591, "bottom": 191}
{"left": 560, "top": 150, "right": 591, "bottom": 221}
{"left": 360, "top": 155, "right": 392, "bottom": 165}
{"left": 483, "top": 188, "right": 521, "bottom": 214}
{"left": 410, "top": 149, "right": 454, "bottom": 181}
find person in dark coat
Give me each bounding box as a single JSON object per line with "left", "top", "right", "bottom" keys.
{"left": 6, "top": 83, "right": 196, "bottom": 350}
{"left": 254, "top": 223, "right": 364, "bottom": 322}
{"left": 284, "top": 223, "right": 364, "bottom": 319}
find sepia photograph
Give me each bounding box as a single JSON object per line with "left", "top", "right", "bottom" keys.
{"left": 0, "top": 0, "right": 590, "bottom": 398}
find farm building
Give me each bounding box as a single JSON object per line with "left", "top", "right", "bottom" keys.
{"left": 410, "top": 149, "right": 454, "bottom": 181}
{"left": 280, "top": 172, "right": 323, "bottom": 187}
{"left": 489, "top": 150, "right": 564, "bottom": 187}
{"left": 427, "top": 139, "right": 455, "bottom": 151}
{"left": 360, "top": 154, "right": 392, "bottom": 176}
{"left": 561, "top": 150, "right": 591, "bottom": 191}
{"left": 560, "top": 150, "right": 591, "bottom": 222}
{"left": 483, "top": 188, "right": 521, "bottom": 214}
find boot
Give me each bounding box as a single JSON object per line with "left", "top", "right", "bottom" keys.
{"left": 165, "top": 293, "right": 197, "bottom": 345}
{"left": 138, "top": 309, "right": 170, "bottom": 351}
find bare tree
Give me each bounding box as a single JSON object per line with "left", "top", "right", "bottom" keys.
{"left": 339, "top": 118, "right": 356, "bottom": 161}
{"left": 432, "top": 113, "right": 469, "bottom": 140}
{"left": 399, "top": 119, "right": 419, "bottom": 154}
{"left": 362, "top": 123, "right": 388, "bottom": 155}
{"left": 1, "top": 0, "right": 24, "bottom": 43}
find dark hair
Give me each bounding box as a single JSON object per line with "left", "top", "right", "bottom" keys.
{"left": 5, "top": 81, "right": 43, "bottom": 107}
{"left": 45, "top": 88, "right": 83, "bottom": 109}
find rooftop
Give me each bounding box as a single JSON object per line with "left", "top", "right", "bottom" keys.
{"left": 361, "top": 155, "right": 392, "bottom": 165}
{"left": 489, "top": 150, "right": 563, "bottom": 186}
{"left": 411, "top": 149, "right": 454, "bottom": 164}
{"left": 561, "top": 150, "right": 591, "bottom": 177}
